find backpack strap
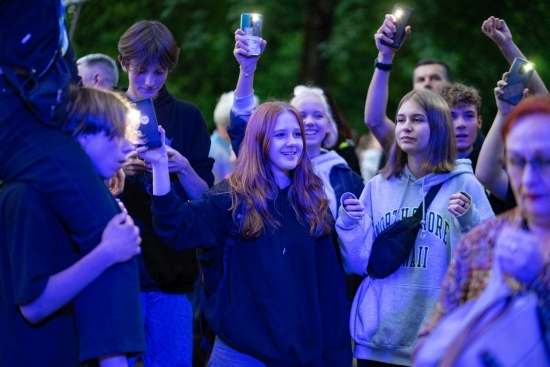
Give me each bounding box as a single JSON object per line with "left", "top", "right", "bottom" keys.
{"left": 413, "top": 182, "right": 444, "bottom": 220}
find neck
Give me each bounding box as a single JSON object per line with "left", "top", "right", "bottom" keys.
{"left": 276, "top": 176, "right": 291, "bottom": 189}
{"left": 307, "top": 145, "right": 321, "bottom": 159}
{"left": 457, "top": 147, "right": 473, "bottom": 159}
{"left": 407, "top": 155, "right": 429, "bottom": 179}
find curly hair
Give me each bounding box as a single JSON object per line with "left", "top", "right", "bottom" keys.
{"left": 439, "top": 83, "right": 481, "bottom": 114}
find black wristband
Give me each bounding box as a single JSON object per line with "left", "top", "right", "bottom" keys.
{"left": 374, "top": 58, "right": 392, "bottom": 71}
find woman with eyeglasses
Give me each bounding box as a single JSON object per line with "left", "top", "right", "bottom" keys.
{"left": 415, "top": 94, "right": 550, "bottom": 356}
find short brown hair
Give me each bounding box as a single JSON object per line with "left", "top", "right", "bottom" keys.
{"left": 118, "top": 20, "right": 179, "bottom": 71}
{"left": 381, "top": 90, "right": 456, "bottom": 178}
{"left": 440, "top": 83, "right": 481, "bottom": 114}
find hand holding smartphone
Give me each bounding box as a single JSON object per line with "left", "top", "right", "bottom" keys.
{"left": 130, "top": 98, "right": 162, "bottom": 149}
{"left": 241, "top": 13, "right": 263, "bottom": 56}
{"left": 498, "top": 57, "right": 535, "bottom": 106}
{"left": 381, "top": 4, "right": 413, "bottom": 49}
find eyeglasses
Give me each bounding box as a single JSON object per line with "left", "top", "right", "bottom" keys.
{"left": 507, "top": 155, "right": 550, "bottom": 173}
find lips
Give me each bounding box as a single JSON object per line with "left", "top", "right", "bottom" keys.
{"left": 455, "top": 134, "right": 468, "bottom": 139}
{"left": 304, "top": 129, "right": 318, "bottom": 136}
{"left": 400, "top": 136, "right": 415, "bottom": 142}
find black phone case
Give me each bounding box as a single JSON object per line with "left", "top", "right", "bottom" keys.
{"left": 381, "top": 5, "right": 414, "bottom": 49}
{"left": 130, "top": 98, "right": 162, "bottom": 149}
{"left": 498, "top": 57, "right": 535, "bottom": 106}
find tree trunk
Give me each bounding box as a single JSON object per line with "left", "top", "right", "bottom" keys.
{"left": 299, "top": 0, "right": 338, "bottom": 86}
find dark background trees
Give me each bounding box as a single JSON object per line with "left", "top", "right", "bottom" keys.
{"left": 67, "top": 0, "right": 549, "bottom": 136}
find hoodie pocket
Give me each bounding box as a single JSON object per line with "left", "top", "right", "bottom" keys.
{"left": 352, "top": 280, "right": 440, "bottom": 348}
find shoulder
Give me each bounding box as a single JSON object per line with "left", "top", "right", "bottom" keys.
{"left": 0, "top": 182, "right": 44, "bottom": 213}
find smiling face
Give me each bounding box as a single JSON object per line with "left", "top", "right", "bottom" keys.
{"left": 451, "top": 104, "right": 482, "bottom": 158}
{"left": 124, "top": 60, "right": 168, "bottom": 101}
{"left": 78, "top": 132, "right": 133, "bottom": 180}
{"left": 291, "top": 94, "right": 330, "bottom": 159}
{"left": 506, "top": 113, "right": 550, "bottom": 226}
{"left": 268, "top": 111, "right": 304, "bottom": 187}
{"left": 395, "top": 100, "right": 431, "bottom": 161}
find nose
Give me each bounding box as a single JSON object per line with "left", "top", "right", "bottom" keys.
{"left": 423, "top": 81, "right": 432, "bottom": 90}
{"left": 521, "top": 160, "right": 538, "bottom": 188}
{"left": 303, "top": 115, "right": 314, "bottom": 125}
{"left": 402, "top": 119, "right": 413, "bottom": 131}
{"left": 455, "top": 116, "right": 465, "bottom": 128}
{"left": 144, "top": 72, "right": 155, "bottom": 87}
{"left": 121, "top": 138, "right": 133, "bottom": 156}
{"left": 286, "top": 135, "right": 297, "bottom": 146}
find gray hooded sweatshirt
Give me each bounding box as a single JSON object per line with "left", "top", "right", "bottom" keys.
{"left": 335, "top": 159, "right": 494, "bottom": 365}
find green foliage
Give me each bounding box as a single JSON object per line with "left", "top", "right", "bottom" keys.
{"left": 68, "top": 0, "right": 549, "bottom": 135}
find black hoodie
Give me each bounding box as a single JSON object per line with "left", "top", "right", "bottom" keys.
{"left": 118, "top": 85, "right": 214, "bottom": 292}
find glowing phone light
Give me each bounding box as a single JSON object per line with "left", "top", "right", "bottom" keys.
{"left": 252, "top": 14, "right": 260, "bottom": 21}
{"left": 395, "top": 8, "right": 403, "bottom": 18}
{"left": 524, "top": 63, "right": 534, "bottom": 71}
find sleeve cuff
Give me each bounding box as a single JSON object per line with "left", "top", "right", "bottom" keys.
{"left": 232, "top": 91, "right": 256, "bottom": 116}
{"left": 337, "top": 192, "right": 360, "bottom": 228}
{"left": 150, "top": 187, "right": 180, "bottom": 213}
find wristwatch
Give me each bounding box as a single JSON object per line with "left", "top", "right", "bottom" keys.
{"left": 374, "top": 58, "right": 392, "bottom": 71}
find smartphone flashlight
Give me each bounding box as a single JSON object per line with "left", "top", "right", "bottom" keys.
{"left": 380, "top": 4, "right": 413, "bottom": 49}
{"left": 395, "top": 7, "right": 404, "bottom": 18}
{"left": 241, "top": 13, "right": 263, "bottom": 56}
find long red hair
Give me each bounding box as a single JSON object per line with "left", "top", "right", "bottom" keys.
{"left": 228, "top": 101, "right": 332, "bottom": 239}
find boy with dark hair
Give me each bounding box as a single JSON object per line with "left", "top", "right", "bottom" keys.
{"left": 413, "top": 59, "right": 452, "bottom": 91}
{"left": 116, "top": 20, "right": 214, "bottom": 367}
{"left": 439, "top": 83, "right": 483, "bottom": 165}
{"left": 0, "top": 86, "right": 143, "bottom": 366}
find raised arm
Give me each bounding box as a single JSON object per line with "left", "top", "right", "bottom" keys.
{"left": 475, "top": 73, "right": 526, "bottom": 200}
{"left": 365, "top": 14, "right": 411, "bottom": 155}
{"left": 481, "top": 16, "right": 548, "bottom": 95}
{"left": 227, "top": 29, "right": 266, "bottom": 155}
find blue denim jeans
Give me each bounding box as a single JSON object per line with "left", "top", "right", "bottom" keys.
{"left": 128, "top": 291, "right": 194, "bottom": 367}
{"left": 207, "top": 338, "right": 266, "bottom": 367}
{"left": 0, "top": 75, "right": 144, "bottom": 360}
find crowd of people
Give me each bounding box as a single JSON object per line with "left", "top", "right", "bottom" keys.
{"left": 1, "top": 1, "right": 549, "bottom": 366}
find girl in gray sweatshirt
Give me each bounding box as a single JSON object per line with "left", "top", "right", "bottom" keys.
{"left": 336, "top": 90, "right": 494, "bottom": 366}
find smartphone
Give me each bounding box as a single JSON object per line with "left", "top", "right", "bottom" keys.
{"left": 498, "top": 57, "right": 535, "bottom": 106}
{"left": 241, "top": 13, "right": 263, "bottom": 56}
{"left": 381, "top": 5, "right": 414, "bottom": 49}
{"left": 130, "top": 98, "right": 162, "bottom": 149}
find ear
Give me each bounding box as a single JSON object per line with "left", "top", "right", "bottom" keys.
{"left": 477, "top": 115, "right": 483, "bottom": 129}
{"left": 77, "top": 134, "right": 90, "bottom": 148}
{"left": 118, "top": 55, "right": 127, "bottom": 72}
{"left": 92, "top": 72, "right": 103, "bottom": 87}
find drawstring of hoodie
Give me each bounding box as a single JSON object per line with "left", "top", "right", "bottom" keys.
{"left": 419, "top": 180, "right": 428, "bottom": 239}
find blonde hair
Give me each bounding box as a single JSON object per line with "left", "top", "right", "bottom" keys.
{"left": 291, "top": 85, "right": 338, "bottom": 148}
{"left": 63, "top": 86, "right": 138, "bottom": 141}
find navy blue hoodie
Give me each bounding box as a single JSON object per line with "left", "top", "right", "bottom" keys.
{"left": 151, "top": 180, "right": 352, "bottom": 366}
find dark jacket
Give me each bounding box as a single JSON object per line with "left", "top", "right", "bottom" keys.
{"left": 151, "top": 181, "right": 352, "bottom": 366}
{"left": 119, "top": 85, "right": 214, "bottom": 292}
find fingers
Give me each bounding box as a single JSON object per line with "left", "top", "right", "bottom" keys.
{"left": 447, "top": 192, "right": 470, "bottom": 217}
{"left": 109, "top": 211, "right": 128, "bottom": 227}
